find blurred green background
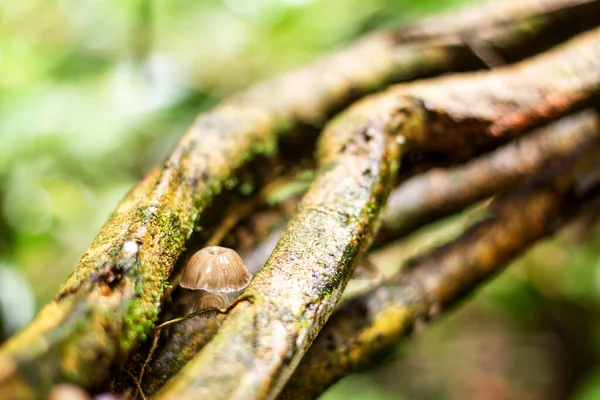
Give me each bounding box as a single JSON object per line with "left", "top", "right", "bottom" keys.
{"left": 2, "top": 0, "right": 600, "bottom": 398}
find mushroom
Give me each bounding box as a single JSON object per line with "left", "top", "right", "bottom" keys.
{"left": 180, "top": 246, "right": 252, "bottom": 292}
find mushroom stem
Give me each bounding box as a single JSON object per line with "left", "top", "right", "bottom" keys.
{"left": 154, "top": 294, "right": 256, "bottom": 331}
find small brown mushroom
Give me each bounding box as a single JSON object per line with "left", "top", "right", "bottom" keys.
{"left": 180, "top": 246, "right": 252, "bottom": 292}
{"left": 193, "top": 291, "right": 228, "bottom": 319}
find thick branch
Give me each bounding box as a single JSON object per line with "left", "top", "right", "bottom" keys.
{"left": 380, "top": 111, "right": 600, "bottom": 240}
{"left": 279, "top": 128, "right": 600, "bottom": 400}
{"left": 153, "top": 79, "right": 405, "bottom": 400}
{"left": 117, "top": 111, "right": 599, "bottom": 398}
{"left": 325, "top": 29, "right": 600, "bottom": 164}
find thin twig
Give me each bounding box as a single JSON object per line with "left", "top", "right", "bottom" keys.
{"left": 123, "top": 369, "right": 147, "bottom": 400}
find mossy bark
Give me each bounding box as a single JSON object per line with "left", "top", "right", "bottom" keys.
{"left": 380, "top": 111, "right": 600, "bottom": 240}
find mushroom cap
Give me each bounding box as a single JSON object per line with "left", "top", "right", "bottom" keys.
{"left": 180, "top": 246, "right": 252, "bottom": 292}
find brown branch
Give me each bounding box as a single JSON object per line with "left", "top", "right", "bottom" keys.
{"left": 395, "top": 0, "right": 599, "bottom": 45}
{"left": 379, "top": 110, "right": 600, "bottom": 240}
{"left": 334, "top": 30, "right": 600, "bottom": 163}
{"left": 279, "top": 126, "right": 600, "bottom": 400}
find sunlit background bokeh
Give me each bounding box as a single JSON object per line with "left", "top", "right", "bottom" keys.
{"left": 2, "top": 0, "right": 600, "bottom": 398}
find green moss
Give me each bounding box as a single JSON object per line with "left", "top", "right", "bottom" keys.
{"left": 250, "top": 135, "right": 278, "bottom": 158}
{"left": 108, "top": 246, "right": 120, "bottom": 258}
{"left": 366, "top": 202, "right": 377, "bottom": 219}
{"left": 275, "top": 117, "right": 294, "bottom": 134}
{"left": 298, "top": 319, "right": 311, "bottom": 330}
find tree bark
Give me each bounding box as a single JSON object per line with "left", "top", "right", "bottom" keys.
{"left": 379, "top": 111, "right": 600, "bottom": 240}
